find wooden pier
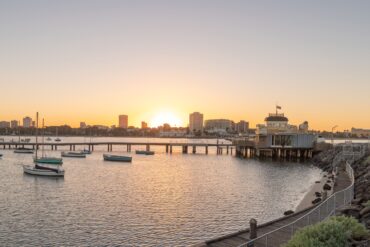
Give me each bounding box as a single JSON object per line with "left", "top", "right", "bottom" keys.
{"left": 0, "top": 141, "right": 234, "bottom": 155}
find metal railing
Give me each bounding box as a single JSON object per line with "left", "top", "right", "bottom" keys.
{"left": 238, "top": 152, "right": 356, "bottom": 247}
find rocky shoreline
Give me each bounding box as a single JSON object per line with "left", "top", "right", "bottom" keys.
{"left": 312, "top": 145, "right": 370, "bottom": 241}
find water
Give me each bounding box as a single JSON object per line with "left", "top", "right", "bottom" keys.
{"left": 0, "top": 137, "right": 321, "bottom": 246}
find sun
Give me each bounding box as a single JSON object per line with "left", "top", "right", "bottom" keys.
{"left": 150, "top": 111, "right": 183, "bottom": 127}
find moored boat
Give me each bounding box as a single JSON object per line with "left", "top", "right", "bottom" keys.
{"left": 135, "top": 150, "right": 155, "bottom": 155}
{"left": 103, "top": 154, "right": 132, "bottom": 162}
{"left": 0, "top": 154, "right": 3, "bottom": 157}
{"left": 61, "top": 151, "right": 86, "bottom": 158}
{"left": 23, "top": 164, "right": 64, "bottom": 177}
{"left": 14, "top": 148, "right": 34, "bottom": 154}
{"left": 81, "top": 149, "right": 92, "bottom": 154}
{"left": 34, "top": 157, "right": 63, "bottom": 165}
{"left": 22, "top": 112, "right": 65, "bottom": 177}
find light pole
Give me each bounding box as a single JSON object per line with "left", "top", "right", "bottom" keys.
{"left": 331, "top": 125, "right": 338, "bottom": 146}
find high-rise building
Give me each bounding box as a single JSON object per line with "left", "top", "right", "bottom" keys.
{"left": 141, "top": 121, "right": 148, "bottom": 129}
{"left": 204, "top": 119, "right": 233, "bottom": 131}
{"left": 118, "top": 115, "right": 128, "bottom": 128}
{"left": 189, "top": 112, "right": 204, "bottom": 133}
{"left": 236, "top": 120, "right": 249, "bottom": 133}
{"left": 23, "top": 117, "right": 32, "bottom": 128}
{"left": 0, "top": 121, "right": 10, "bottom": 128}
{"left": 11, "top": 120, "right": 18, "bottom": 128}
{"left": 80, "top": 122, "right": 87, "bottom": 128}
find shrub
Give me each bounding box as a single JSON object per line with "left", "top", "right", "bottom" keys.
{"left": 284, "top": 216, "right": 369, "bottom": 247}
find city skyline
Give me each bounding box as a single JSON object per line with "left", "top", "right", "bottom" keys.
{"left": 0, "top": 1, "right": 369, "bottom": 130}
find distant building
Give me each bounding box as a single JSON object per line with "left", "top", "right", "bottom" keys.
{"left": 256, "top": 107, "right": 315, "bottom": 148}
{"left": 93, "top": 125, "right": 109, "bottom": 130}
{"left": 162, "top": 123, "right": 171, "bottom": 131}
{"left": 11, "top": 120, "right": 18, "bottom": 128}
{"left": 189, "top": 112, "right": 204, "bottom": 133}
{"left": 204, "top": 119, "right": 234, "bottom": 131}
{"left": 141, "top": 121, "right": 148, "bottom": 129}
{"left": 0, "top": 121, "right": 10, "bottom": 128}
{"left": 351, "top": 128, "right": 370, "bottom": 137}
{"left": 23, "top": 117, "right": 32, "bottom": 128}
{"left": 299, "top": 121, "right": 309, "bottom": 132}
{"left": 236, "top": 120, "right": 249, "bottom": 133}
{"left": 118, "top": 115, "right": 128, "bottom": 128}
{"left": 80, "top": 122, "right": 87, "bottom": 128}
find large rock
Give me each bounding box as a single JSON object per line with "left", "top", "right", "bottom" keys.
{"left": 323, "top": 183, "right": 332, "bottom": 191}
{"left": 339, "top": 206, "right": 361, "bottom": 219}
{"left": 284, "top": 210, "right": 294, "bottom": 216}
{"left": 312, "top": 198, "right": 321, "bottom": 204}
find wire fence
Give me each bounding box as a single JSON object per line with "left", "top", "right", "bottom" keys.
{"left": 238, "top": 152, "right": 357, "bottom": 247}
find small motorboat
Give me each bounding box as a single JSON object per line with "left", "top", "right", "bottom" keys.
{"left": 103, "top": 154, "right": 132, "bottom": 162}
{"left": 0, "top": 154, "right": 3, "bottom": 158}
{"left": 135, "top": 150, "right": 155, "bottom": 155}
{"left": 23, "top": 164, "right": 64, "bottom": 177}
{"left": 34, "top": 157, "right": 63, "bottom": 165}
{"left": 61, "top": 151, "right": 86, "bottom": 158}
{"left": 55, "top": 138, "right": 61, "bottom": 142}
{"left": 46, "top": 137, "right": 52, "bottom": 141}
{"left": 14, "top": 148, "right": 34, "bottom": 154}
{"left": 81, "top": 149, "right": 92, "bottom": 154}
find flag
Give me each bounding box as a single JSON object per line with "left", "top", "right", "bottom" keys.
{"left": 276, "top": 105, "right": 282, "bottom": 110}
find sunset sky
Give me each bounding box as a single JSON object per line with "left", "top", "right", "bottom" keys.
{"left": 0, "top": 1, "right": 369, "bottom": 130}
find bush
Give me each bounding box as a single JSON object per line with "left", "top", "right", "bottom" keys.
{"left": 284, "top": 216, "right": 369, "bottom": 247}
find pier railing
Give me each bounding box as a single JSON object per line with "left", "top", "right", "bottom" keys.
{"left": 238, "top": 153, "right": 356, "bottom": 247}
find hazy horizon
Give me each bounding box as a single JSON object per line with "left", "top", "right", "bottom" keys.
{"left": 1, "top": 1, "right": 369, "bottom": 130}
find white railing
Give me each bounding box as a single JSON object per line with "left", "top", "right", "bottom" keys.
{"left": 238, "top": 152, "right": 356, "bottom": 247}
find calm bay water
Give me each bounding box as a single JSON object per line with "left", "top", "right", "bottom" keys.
{"left": 0, "top": 137, "right": 321, "bottom": 246}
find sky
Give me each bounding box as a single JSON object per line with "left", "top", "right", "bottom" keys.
{"left": 0, "top": 0, "right": 369, "bottom": 130}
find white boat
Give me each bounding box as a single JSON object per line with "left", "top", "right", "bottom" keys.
{"left": 61, "top": 151, "right": 86, "bottom": 158}
{"left": 23, "top": 165, "right": 64, "bottom": 177}
{"left": 22, "top": 112, "right": 65, "bottom": 178}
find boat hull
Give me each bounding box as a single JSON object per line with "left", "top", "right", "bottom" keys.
{"left": 23, "top": 165, "right": 64, "bottom": 177}
{"left": 34, "top": 157, "right": 63, "bottom": 165}
{"left": 61, "top": 152, "right": 86, "bottom": 158}
{"left": 135, "top": 150, "right": 155, "bottom": 155}
{"left": 103, "top": 154, "right": 132, "bottom": 162}
{"left": 14, "top": 149, "right": 34, "bottom": 154}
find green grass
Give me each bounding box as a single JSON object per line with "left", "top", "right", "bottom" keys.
{"left": 284, "top": 216, "right": 369, "bottom": 247}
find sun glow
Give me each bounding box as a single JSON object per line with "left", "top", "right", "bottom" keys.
{"left": 150, "top": 111, "right": 183, "bottom": 128}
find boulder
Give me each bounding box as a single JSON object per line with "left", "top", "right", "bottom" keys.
{"left": 315, "top": 192, "right": 322, "bottom": 197}
{"left": 323, "top": 183, "right": 332, "bottom": 191}
{"left": 284, "top": 210, "right": 294, "bottom": 216}
{"left": 360, "top": 207, "right": 370, "bottom": 217}
{"left": 315, "top": 181, "right": 321, "bottom": 184}
{"left": 312, "top": 198, "right": 321, "bottom": 204}
{"left": 339, "top": 206, "right": 361, "bottom": 219}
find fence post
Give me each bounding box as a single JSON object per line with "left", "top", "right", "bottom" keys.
{"left": 250, "top": 218, "right": 257, "bottom": 247}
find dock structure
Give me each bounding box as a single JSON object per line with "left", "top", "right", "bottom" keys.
{"left": 0, "top": 141, "right": 234, "bottom": 155}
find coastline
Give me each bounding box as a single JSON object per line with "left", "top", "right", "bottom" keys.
{"left": 295, "top": 171, "right": 333, "bottom": 212}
